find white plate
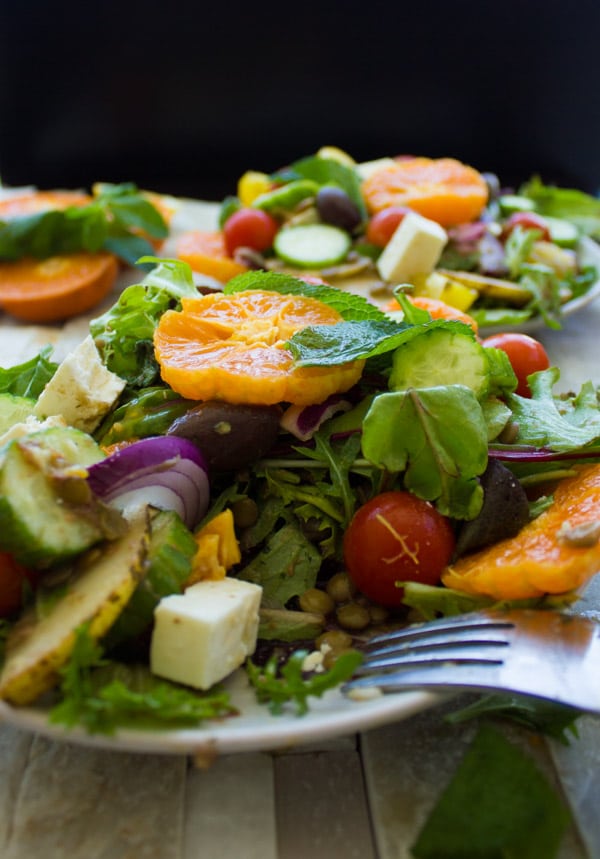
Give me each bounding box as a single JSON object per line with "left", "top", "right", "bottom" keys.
{"left": 0, "top": 196, "right": 598, "bottom": 756}
{"left": 0, "top": 673, "right": 442, "bottom": 755}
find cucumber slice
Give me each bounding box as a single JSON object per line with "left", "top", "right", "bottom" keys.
{"left": 541, "top": 215, "right": 580, "bottom": 248}
{"left": 0, "top": 393, "right": 35, "bottom": 435}
{"left": 0, "top": 427, "right": 110, "bottom": 568}
{"left": 498, "top": 194, "right": 536, "bottom": 215}
{"left": 103, "top": 508, "right": 197, "bottom": 650}
{"left": 389, "top": 327, "right": 489, "bottom": 398}
{"left": 274, "top": 224, "right": 351, "bottom": 269}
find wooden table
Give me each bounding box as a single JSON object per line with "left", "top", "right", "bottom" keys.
{"left": 1, "top": 218, "right": 600, "bottom": 858}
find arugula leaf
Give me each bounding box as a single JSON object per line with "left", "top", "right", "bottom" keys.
{"left": 0, "top": 346, "right": 58, "bottom": 398}
{"left": 0, "top": 183, "right": 168, "bottom": 266}
{"left": 246, "top": 648, "right": 363, "bottom": 715}
{"left": 238, "top": 523, "right": 322, "bottom": 608}
{"left": 362, "top": 386, "right": 488, "bottom": 519}
{"left": 224, "top": 270, "right": 387, "bottom": 321}
{"left": 509, "top": 368, "right": 600, "bottom": 451}
{"left": 504, "top": 224, "right": 540, "bottom": 278}
{"left": 411, "top": 724, "right": 571, "bottom": 859}
{"left": 49, "top": 624, "right": 233, "bottom": 733}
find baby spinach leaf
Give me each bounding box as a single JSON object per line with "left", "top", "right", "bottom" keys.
{"left": 362, "top": 386, "right": 488, "bottom": 519}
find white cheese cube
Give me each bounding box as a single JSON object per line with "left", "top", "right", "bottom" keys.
{"left": 355, "top": 156, "right": 396, "bottom": 181}
{"left": 33, "top": 335, "right": 126, "bottom": 433}
{"left": 376, "top": 212, "right": 448, "bottom": 284}
{"left": 150, "top": 578, "right": 262, "bottom": 690}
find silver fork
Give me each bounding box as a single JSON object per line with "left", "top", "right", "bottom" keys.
{"left": 343, "top": 609, "right": 600, "bottom": 714}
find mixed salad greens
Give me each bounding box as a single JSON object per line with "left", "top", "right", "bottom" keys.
{"left": 1, "top": 251, "right": 600, "bottom": 739}
{"left": 203, "top": 148, "right": 600, "bottom": 331}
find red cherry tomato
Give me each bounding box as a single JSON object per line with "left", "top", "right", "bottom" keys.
{"left": 343, "top": 491, "right": 455, "bottom": 607}
{"left": 223, "top": 208, "right": 279, "bottom": 255}
{"left": 501, "top": 212, "right": 552, "bottom": 242}
{"left": 481, "top": 332, "right": 551, "bottom": 397}
{"left": 365, "top": 206, "right": 411, "bottom": 247}
{"left": 0, "top": 552, "right": 37, "bottom": 618}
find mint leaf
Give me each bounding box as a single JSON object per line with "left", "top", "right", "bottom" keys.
{"left": 411, "top": 724, "right": 571, "bottom": 859}
{"left": 362, "top": 387, "right": 488, "bottom": 519}
{"left": 224, "top": 270, "right": 387, "bottom": 321}
{"left": 0, "top": 184, "right": 167, "bottom": 265}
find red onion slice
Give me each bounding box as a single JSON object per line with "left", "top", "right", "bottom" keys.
{"left": 280, "top": 395, "right": 353, "bottom": 442}
{"left": 87, "top": 436, "right": 210, "bottom": 529}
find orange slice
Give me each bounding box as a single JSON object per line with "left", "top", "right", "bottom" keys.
{"left": 176, "top": 230, "right": 248, "bottom": 283}
{"left": 362, "top": 157, "right": 489, "bottom": 227}
{"left": 154, "top": 289, "right": 365, "bottom": 405}
{"left": 442, "top": 464, "right": 600, "bottom": 600}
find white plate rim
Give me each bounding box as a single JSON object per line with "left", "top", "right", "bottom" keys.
{"left": 0, "top": 672, "right": 443, "bottom": 755}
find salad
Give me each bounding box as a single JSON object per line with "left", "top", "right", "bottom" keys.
{"left": 1, "top": 248, "right": 600, "bottom": 736}
{"left": 173, "top": 147, "right": 600, "bottom": 331}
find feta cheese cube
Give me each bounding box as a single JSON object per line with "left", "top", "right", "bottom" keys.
{"left": 376, "top": 212, "right": 448, "bottom": 283}
{"left": 355, "top": 157, "right": 396, "bottom": 181}
{"left": 150, "top": 578, "right": 262, "bottom": 690}
{"left": 33, "top": 335, "right": 126, "bottom": 433}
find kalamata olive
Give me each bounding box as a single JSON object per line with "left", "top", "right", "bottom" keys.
{"left": 167, "top": 401, "right": 282, "bottom": 472}
{"left": 453, "top": 459, "right": 529, "bottom": 558}
{"left": 316, "top": 186, "right": 362, "bottom": 232}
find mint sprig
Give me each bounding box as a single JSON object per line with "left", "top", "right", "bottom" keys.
{"left": 0, "top": 183, "right": 168, "bottom": 267}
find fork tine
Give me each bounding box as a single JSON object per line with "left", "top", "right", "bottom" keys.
{"left": 364, "top": 613, "right": 513, "bottom": 651}
{"left": 343, "top": 609, "right": 600, "bottom": 714}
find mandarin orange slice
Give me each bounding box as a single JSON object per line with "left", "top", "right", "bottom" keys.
{"left": 362, "top": 157, "right": 489, "bottom": 227}
{"left": 153, "top": 289, "right": 365, "bottom": 405}
{"left": 442, "top": 464, "right": 600, "bottom": 600}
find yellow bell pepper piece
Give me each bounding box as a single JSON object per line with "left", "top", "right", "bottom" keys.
{"left": 185, "top": 509, "right": 242, "bottom": 585}
{"left": 237, "top": 171, "right": 272, "bottom": 207}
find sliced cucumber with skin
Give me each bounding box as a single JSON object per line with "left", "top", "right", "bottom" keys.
{"left": 0, "top": 427, "right": 115, "bottom": 568}
{"left": 0, "top": 393, "right": 36, "bottom": 435}
{"left": 389, "top": 327, "right": 489, "bottom": 399}
{"left": 498, "top": 194, "right": 536, "bottom": 215}
{"left": 541, "top": 215, "right": 580, "bottom": 248}
{"left": 274, "top": 224, "right": 351, "bottom": 269}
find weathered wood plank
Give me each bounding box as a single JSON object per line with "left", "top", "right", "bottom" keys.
{"left": 183, "top": 752, "right": 277, "bottom": 859}
{"left": 273, "top": 748, "right": 376, "bottom": 859}
{"left": 0, "top": 725, "right": 187, "bottom": 859}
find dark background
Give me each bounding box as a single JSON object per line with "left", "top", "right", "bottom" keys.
{"left": 1, "top": 0, "right": 599, "bottom": 200}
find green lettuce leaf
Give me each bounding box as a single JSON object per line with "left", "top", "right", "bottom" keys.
{"left": 520, "top": 175, "right": 600, "bottom": 239}
{"left": 362, "top": 386, "right": 488, "bottom": 519}
{"left": 510, "top": 368, "right": 600, "bottom": 451}
{"left": 0, "top": 346, "right": 58, "bottom": 398}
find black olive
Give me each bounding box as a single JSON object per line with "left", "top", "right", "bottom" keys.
{"left": 316, "top": 186, "right": 362, "bottom": 232}
{"left": 453, "top": 459, "right": 530, "bottom": 558}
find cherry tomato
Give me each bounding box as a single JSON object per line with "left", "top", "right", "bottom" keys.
{"left": 0, "top": 552, "right": 37, "bottom": 618}
{"left": 343, "top": 491, "right": 455, "bottom": 607}
{"left": 501, "top": 212, "right": 552, "bottom": 242}
{"left": 481, "top": 332, "right": 551, "bottom": 397}
{"left": 223, "top": 208, "right": 279, "bottom": 255}
{"left": 365, "top": 206, "right": 411, "bottom": 247}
